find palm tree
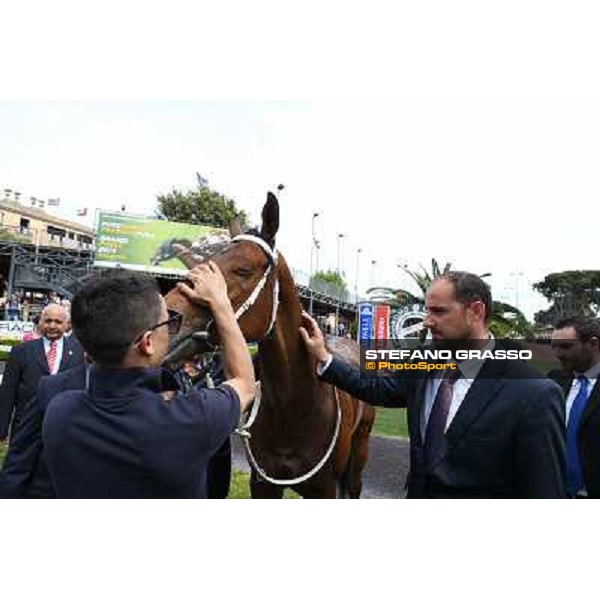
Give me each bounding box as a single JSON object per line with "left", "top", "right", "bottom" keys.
{"left": 367, "top": 258, "right": 531, "bottom": 338}
{"left": 398, "top": 258, "right": 453, "bottom": 297}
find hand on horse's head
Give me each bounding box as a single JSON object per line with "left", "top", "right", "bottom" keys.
{"left": 299, "top": 311, "right": 331, "bottom": 365}
{"left": 176, "top": 261, "right": 231, "bottom": 311}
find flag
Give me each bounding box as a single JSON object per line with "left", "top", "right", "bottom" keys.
{"left": 196, "top": 172, "right": 209, "bottom": 188}
{"left": 38, "top": 199, "right": 46, "bottom": 209}
{"left": 76, "top": 208, "right": 88, "bottom": 216}
{"left": 48, "top": 198, "right": 60, "bottom": 206}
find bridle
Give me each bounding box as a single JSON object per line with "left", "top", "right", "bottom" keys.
{"left": 228, "top": 234, "right": 279, "bottom": 339}
{"left": 164, "top": 233, "right": 279, "bottom": 365}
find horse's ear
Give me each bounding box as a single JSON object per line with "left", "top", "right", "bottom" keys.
{"left": 229, "top": 216, "right": 243, "bottom": 237}
{"left": 260, "top": 191, "right": 279, "bottom": 245}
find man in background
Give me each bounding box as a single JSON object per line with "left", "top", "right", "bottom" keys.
{"left": 0, "top": 303, "right": 84, "bottom": 442}
{"left": 550, "top": 317, "right": 600, "bottom": 498}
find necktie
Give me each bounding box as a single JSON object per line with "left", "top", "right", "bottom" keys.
{"left": 46, "top": 340, "right": 58, "bottom": 373}
{"left": 566, "top": 375, "right": 590, "bottom": 495}
{"left": 423, "top": 368, "right": 461, "bottom": 465}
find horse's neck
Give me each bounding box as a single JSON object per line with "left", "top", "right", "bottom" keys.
{"left": 258, "top": 257, "right": 320, "bottom": 409}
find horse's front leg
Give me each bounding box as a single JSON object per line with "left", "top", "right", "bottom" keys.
{"left": 293, "top": 475, "right": 338, "bottom": 499}
{"left": 250, "top": 470, "right": 284, "bottom": 499}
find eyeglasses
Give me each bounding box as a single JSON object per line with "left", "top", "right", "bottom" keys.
{"left": 133, "top": 309, "right": 183, "bottom": 344}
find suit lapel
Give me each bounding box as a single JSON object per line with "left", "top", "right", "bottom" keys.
{"left": 35, "top": 338, "right": 50, "bottom": 375}
{"left": 429, "top": 359, "right": 504, "bottom": 468}
{"left": 557, "top": 375, "right": 571, "bottom": 397}
{"left": 58, "top": 338, "right": 73, "bottom": 372}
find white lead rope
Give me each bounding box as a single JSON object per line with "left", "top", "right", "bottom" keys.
{"left": 236, "top": 387, "right": 342, "bottom": 487}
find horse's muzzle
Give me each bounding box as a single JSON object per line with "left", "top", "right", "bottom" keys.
{"left": 163, "top": 331, "right": 215, "bottom": 368}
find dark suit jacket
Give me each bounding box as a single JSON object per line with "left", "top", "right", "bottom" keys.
{"left": 321, "top": 357, "right": 567, "bottom": 498}
{"left": 0, "top": 336, "right": 85, "bottom": 439}
{"left": 548, "top": 369, "right": 600, "bottom": 498}
{"left": 0, "top": 363, "right": 88, "bottom": 498}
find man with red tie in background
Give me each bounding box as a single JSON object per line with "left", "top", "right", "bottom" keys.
{"left": 0, "top": 303, "right": 84, "bottom": 442}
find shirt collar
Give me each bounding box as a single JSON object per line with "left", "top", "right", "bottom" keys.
{"left": 88, "top": 366, "right": 179, "bottom": 399}
{"left": 574, "top": 361, "right": 600, "bottom": 382}
{"left": 456, "top": 332, "right": 496, "bottom": 380}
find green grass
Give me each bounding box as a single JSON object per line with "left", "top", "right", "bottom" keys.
{"left": 373, "top": 408, "right": 408, "bottom": 438}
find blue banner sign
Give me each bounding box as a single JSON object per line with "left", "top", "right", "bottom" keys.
{"left": 358, "top": 303, "right": 374, "bottom": 342}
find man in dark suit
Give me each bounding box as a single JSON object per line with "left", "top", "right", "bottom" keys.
{"left": 0, "top": 303, "right": 85, "bottom": 441}
{"left": 300, "top": 271, "right": 566, "bottom": 498}
{"left": 0, "top": 363, "right": 88, "bottom": 498}
{"left": 549, "top": 317, "right": 600, "bottom": 498}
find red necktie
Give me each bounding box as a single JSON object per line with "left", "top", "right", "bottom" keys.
{"left": 47, "top": 340, "right": 58, "bottom": 373}
{"left": 423, "top": 368, "right": 461, "bottom": 465}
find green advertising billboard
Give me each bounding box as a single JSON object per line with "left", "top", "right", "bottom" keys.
{"left": 94, "top": 211, "right": 229, "bottom": 275}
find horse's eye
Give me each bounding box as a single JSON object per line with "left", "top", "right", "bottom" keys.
{"left": 234, "top": 268, "right": 253, "bottom": 277}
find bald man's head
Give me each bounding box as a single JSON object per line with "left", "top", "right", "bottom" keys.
{"left": 39, "top": 303, "right": 69, "bottom": 341}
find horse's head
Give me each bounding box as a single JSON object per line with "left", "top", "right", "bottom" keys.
{"left": 163, "top": 192, "right": 280, "bottom": 367}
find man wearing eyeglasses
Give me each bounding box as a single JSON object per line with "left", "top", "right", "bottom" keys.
{"left": 41, "top": 263, "right": 256, "bottom": 498}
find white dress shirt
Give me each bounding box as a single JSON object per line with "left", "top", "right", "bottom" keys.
{"left": 420, "top": 335, "right": 495, "bottom": 439}
{"left": 43, "top": 336, "right": 65, "bottom": 375}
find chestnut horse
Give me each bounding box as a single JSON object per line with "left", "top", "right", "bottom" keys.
{"left": 164, "top": 192, "right": 375, "bottom": 498}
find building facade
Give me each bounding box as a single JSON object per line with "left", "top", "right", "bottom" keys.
{"left": 0, "top": 200, "right": 94, "bottom": 250}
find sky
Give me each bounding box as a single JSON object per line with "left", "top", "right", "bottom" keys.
{"left": 1, "top": 3, "right": 599, "bottom": 321}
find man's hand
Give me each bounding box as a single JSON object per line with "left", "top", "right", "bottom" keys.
{"left": 177, "top": 261, "right": 231, "bottom": 310}
{"left": 299, "top": 311, "right": 332, "bottom": 364}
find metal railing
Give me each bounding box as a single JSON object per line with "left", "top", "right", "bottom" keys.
{"left": 0, "top": 225, "right": 93, "bottom": 250}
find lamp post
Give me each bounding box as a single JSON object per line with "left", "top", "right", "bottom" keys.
{"left": 355, "top": 248, "right": 362, "bottom": 302}
{"left": 354, "top": 248, "right": 363, "bottom": 339}
{"left": 336, "top": 233, "right": 345, "bottom": 275}
{"left": 371, "top": 260, "right": 377, "bottom": 287}
{"left": 309, "top": 212, "right": 320, "bottom": 314}
{"left": 510, "top": 271, "right": 524, "bottom": 311}
{"left": 335, "top": 233, "right": 345, "bottom": 335}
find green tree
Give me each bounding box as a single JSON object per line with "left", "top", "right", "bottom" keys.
{"left": 533, "top": 270, "right": 600, "bottom": 325}
{"left": 310, "top": 270, "right": 348, "bottom": 301}
{"left": 489, "top": 301, "right": 533, "bottom": 338}
{"left": 311, "top": 269, "right": 347, "bottom": 291}
{"left": 156, "top": 184, "right": 248, "bottom": 228}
